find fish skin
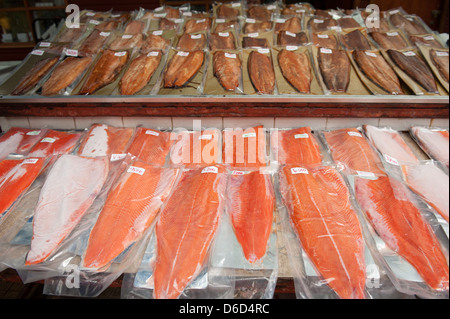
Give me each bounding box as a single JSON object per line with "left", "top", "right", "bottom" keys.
{"left": 209, "top": 32, "right": 236, "bottom": 50}
{"left": 124, "top": 20, "right": 145, "bottom": 34}
{"left": 28, "top": 129, "right": 82, "bottom": 158}
{"left": 152, "top": 165, "right": 227, "bottom": 299}
{"left": 280, "top": 165, "right": 367, "bottom": 299}
{"left": 352, "top": 50, "right": 404, "bottom": 95}
{"left": 0, "top": 127, "right": 48, "bottom": 160}
{"left": 370, "top": 31, "right": 409, "bottom": 50}
{"left": 109, "top": 33, "right": 144, "bottom": 51}
{"left": 323, "top": 128, "right": 385, "bottom": 175}
{"left": 308, "top": 18, "right": 338, "bottom": 32}
{"left": 270, "top": 127, "right": 322, "bottom": 165}
{"left": 25, "top": 155, "right": 109, "bottom": 265}
{"left": 387, "top": 49, "right": 438, "bottom": 94}
{"left": 222, "top": 125, "right": 267, "bottom": 168}
{"left": 341, "top": 30, "right": 372, "bottom": 50}
{"left": 389, "top": 13, "right": 428, "bottom": 35}
{"left": 248, "top": 51, "right": 275, "bottom": 94}
{"left": 402, "top": 162, "right": 449, "bottom": 223}
{"left": 77, "top": 123, "right": 133, "bottom": 158}
{"left": 0, "top": 158, "right": 46, "bottom": 218}
{"left": 82, "top": 162, "right": 179, "bottom": 270}
{"left": 184, "top": 18, "right": 212, "bottom": 33}
{"left": 278, "top": 31, "right": 308, "bottom": 46}
{"left": 409, "top": 35, "right": 444, "bottom": 49}
{"left": 430, "top": 49, "right": 449, "bottom": 83}
{"left": 78, "top": 29, "right": 110, "bottom": 57}
{"left": 126, "top": 128, "right": 173, "bottom": 165}
{"left": 140, "top": 34, "right": 170, "bottom": 53}
{"left": 275, "top": 17, "right": 302, "bottom": 34}
{"left": 213, "top": 51, "right": 241, "bottom": 91}
{"left": 247, "top": 6, "right": 272, "bottom": 20}
{"left": 278, "top": 49, "right": 311, "bottom": 94}
{"left": 243, "top": 21, "right": 273, "bottom": 34}
{"left": 354, "top": 175, "right": 449, "bottom": 291}
{"left": 176, "top": 33, "right": 207, "bottom": 51}
{"left": 119, "top": 52, "right": 162, "bottom": 95}
{"left": 227, "top": 170, "right": 274, "bottom": 263}
{"left": 242, "top": 37, "right": 269, "bottom": 48}
{"left": 41, "top": 57, "right": 92, "bottom": 96}
{"left": 338, "top": 17, "right": 361, "bottom": 29}
{"left": 318, "top": 49, "right": 350, "bottom": 93}
{"left": 410, "top": 127, "right": 449, "bottom": 167}
{"left": 312, "top": 32, "right": 338, "bottom": 49}
{"left": 216, "top": 5, "right": 239, "bottom": 19}
{"left": 363, "top": 125, "right": 417, "bottom": 163}
{"left": 163, "top": 50, "right": 204, "bottom": 88}
{"left": 79, "top": 50, "right": 129, "bottom": 95}
{"left": 11, "top": 57, "right": 59, "bottom": 96}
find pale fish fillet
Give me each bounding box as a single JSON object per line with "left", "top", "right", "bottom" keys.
{"left": 25, "top": 155, "right": 109, "bottom": 265}
{"left": 410, "top": 127, "right": 449, "bottom": 167}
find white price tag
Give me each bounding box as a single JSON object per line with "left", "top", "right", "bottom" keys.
{"left": 111, "top": 154, "right": 126, "bottom": 162}
{"left": 153, "top": 30, "right": 163, "bottom": 35}
{"left": 114, "top": 51, "right": 127, "bottom": 57}
{"left": 436, "top": 51, "right": 449, "bottom": 57}
{"left": 291, "top": 167, "right": 309, "bottom": 174}
{"left": 243, "top": 132, "right": 257, "bottom": 138}
{"left": 154, "top": 13, "right": 166, "bottom": 18}
{"left": 174, "top": 19, "right": 183, "bottom": 23}
{"left": 286, "top": 46, "right": 298, "bottom": 51}
{"left": 314, "top": 19, "right": 324, "bottom": 24}
{"left": 347, "top": 131, "right": 363, "bottom": 137}
{"left": 202, "top": 166, "right": 218, "bottom": 174}
{"left": 65, "top": 49, "right": 78, "bottom": 57}
{"left": 39, "top": 42, "right": 51, "bottom": 47}
{"left": 384, "top": 154, "right": 399, "bottom": 166}
{"left": 357, "top": 171, "right": 376, "bottom": 178}
{"left": 257, "top": 48, "right": 269, "bottom": 54}
{"left": 191, "top": 34, "right": 202, "bottom": 39}
{"left": 215, "top": 19, "right": 225, "bottom": 23}
{"left": 41, "top": 137, "right": 56, "bottom": 143}
{"left": 86, "top": 12, "right": 95, "bottom": 16}
{"left": 294, "top": 133, "right": 309, "bottom": 139}
{"left": 317, "top": 34, "right": 329, "bottom": 38}
{"left": 127, "top": 166, "right": 145, "bottom": 175}
{"left": 199, "top": 134, "right": 212, "bottom": 140}
{"left": 248, "top": 32, "right": 259, "bottom": 37}
{"left": 100, "top": 32, "right": 110, "bottom": 37}
{"left": 89, "top": 19, "right": 100, "bottom": 25}
{"left": 183, "top": 12, "right": 192, "bottom": 16}
{"left": 423, "top": 35, "right": 435, "bottom": 41}
{"left": 147, "top": 51, "right": 160, "bottom": 57}
{"left": 276, "top": 19, "right": 286, "bottom": 23}
{"left": 389, "top": 9, "right": 400, "bottom": 15}
{"left": 23, "top": 158, "right": 39, "bottom": 164}
{"left": 26, "top": 130, "right": 41, "bottom": 136}
{"left": 403, "top": 51, "right": 416, "bottom": 56}
{"left": 285, "top": 31, "right": 296, "bottom": 37}
{"left": 196, "top": 19, "right": 206, "bottom": 23}
{"left": 225, "top": 53, "right": 236, "bottom": 59}
{"left": 365, "top": 51, "right": 377, "bottom": 57}
{"left": 31, "top": 50, "right": 44, "bottom": 56}
{"left": 246, "top": 18, "right": 256, "bottom": 23}
{"left": 296, "top": 9, "right": 306, "bottom": 13}
{"left": 122, "top": 34, "right": 133, "bottom": 39}
{"left": 267, "top": 5, "right": 276, "bottom": 10}
{"left": 218, "top": 32, "right": 229, "bottom": 37}
{"left": 232, "top": 2, "right": 241, "bottom": 7}
{"left": 386, "top": 32, "right": 399, "bottom": 36}
{"left": 177, "top": 51, "right": 189, "bottom": 57}
{"left": 320, "top": 48, "right": 332, "bottom": 54}
{"left": 145, "top": 129, "right": 160, "bottom": 136}
{"left": 231, "top": 170, "right": 246, "bottom": 175}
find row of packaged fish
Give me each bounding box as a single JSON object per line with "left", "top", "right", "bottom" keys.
{"left": 0, "top": 1, "right": 448, "bottom": 97}
{"left": 0, "top": 122, "right": 448, "bottom": 299}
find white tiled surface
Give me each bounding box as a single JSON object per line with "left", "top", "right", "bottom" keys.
{"left": 430, "top": 118, "right": 449, "bottom": 129}
{"left": 28, "top": 117, "right": 76, "bottom": 130}
{"left": 378, "top": 118, "right": 432, "bottom": 130}
{"left": 274, "top": 117, "right": 328, "bottom": 130}
{"left": 326, "top": 117, "right": 379, "bottom": 130}
{"left": 74, "top": 117, "right": 123, "bottom": 130}
{"left": 0, "top": 117, "right": 29, "bottom": 131}
{"left": 122, "top": 117, "right": 172, "bottom": 130}
{"left": 172, "top": 117, "right": 223, "bottom": 130}
{"left": 223, "top": 117, "right": 275, "bottom": 129}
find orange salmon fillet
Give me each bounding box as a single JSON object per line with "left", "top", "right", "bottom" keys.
{"left": 126, "top": 128, "right": 173, "bottom": 166}
{"left": 28, "top": 130, "right": 82, "bottom": 158}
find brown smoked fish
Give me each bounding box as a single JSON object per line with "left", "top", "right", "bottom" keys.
{"left": 164, "top": 50, "right": 204, "bottom": 88}
{"left": 213, "top": 51, "right": 241, "bottom": 91}
{"left": 278, "top": 49, "right": 311, "bottom": 94}
{"left": 278, "top": 31, "right": 308, "bottom": 46}
{"left": 430, "top": 50, "right": 449, "bottom": 83}
{"left": 318, "top": 48, "right": 350, "bottom": 93}
{"left": 341, "top": 30, "right": 372, "bottom": 50}
{"left": 248, "top": 51, "right": 275, "bottom": 94}
{"left": 12, "top": 57, "right": 59, "bottom": 95}
{"left": 119, "top": 52, "right": 162, "bottom": 95}
{"left": 370, "top": 31, "right": 409, "bottom": 50}
{"left": 209, "top": 32, "right": 236, "bottom": 50}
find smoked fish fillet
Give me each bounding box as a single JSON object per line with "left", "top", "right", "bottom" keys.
{"left": 312, "top": 33, "right": 338, "bottom": 49}
{"left": 28, "top": 129, "right": 82, "bottom": 158}
{"left": 410, "top": 127, "right": 449, "bottom": 167}
{"left": 176, "top": 33, "right": 206, "bottom": 51}
{"left": 430, "top": 49, "right": 449, "bottom": 83}
{"left": 242, "top": 37, "right": 269, "bottom": 48}
{"left": 223, "top": 125, "right": 267, "bottom": 168}
{"left": 402, "top": 162, "right": 449, "bottom": 223}
{"left": 209, "top": 32, "right": 236, "bottom": 50}
{"left": 278, "top": 49, "right": 311, "bottom": 94}
{"left": 56, "top": 27, "right": 84, "bottom": 43}
{"left": 216, "top": 5, "right": 239, "bottom": 19}
{"left": 77, "top": 123, "right": 133, "bottom": 158}
{"left": 369, "top": 31, "right": 409, "bottom": 50}
{"left": 82, "top": 162, "right": 179, "bottom": 270}
{"left": 247, "top": 6, "right": 272, "bottom": 20}
{"left": 163, "top": 50, "right": 204, "bottom": 88}
{"left": 323, "top": 128, "right": 385, "bottom": 175}
{"left": 124, "top": 20, "right": 146, "bottom": 34}
{"left": 214, "top": 21, "right": 237, "bottom": 33}
{"left": 159, "top": 18, "right": 178, "bottom": 31}
{"left": 25, "top": 155, "right": 109, "bottom": 265}
{"left": 213, "top": 51, "right": 242, "bottom": 91}
{"left": 270, "top": 127, "right": 322, "bottom": 165}
{"left": 341, "top": 30, "right": 372, "bottom": 51}
{"left": 153, "top": 165, "right": 227, "bottom": 299}
{"left": 277, "top": 31, "right": 308, "bottom": 46}
{"left": 170, "top": 129, "right": 220, "bottom": 167}
{"left": 0, "top": 158, "right": 46, "bottom": 218}
{"left": 354, "top": 175, "right": 449, "bottom": 291}
{"left": 11, "top": 57, "right": 59, "bottom": 96}
{"left": 389, "top": 13, "right": 428, "bottom": 35}
{"left": 409, "top": 35, "right": 444, "bottom": 49}
{"left": 0, "top": 127, "right": 48, "bottom": 160}
{"left": 280, "top": 165, "right": 367, "bottom": 299}
{"left": 243, "top": 21, "right": 273, "bottom": 34}
{"left": 78, "top": 29, "right": 110, "bottom": 57}
{"left": 227, "top": 170, "right": 274, "bottom": 263}
{"left": 308, "top": 18, "right": 338, "bottom": 33}
{"left": 352, "top": 50, "right": 403, "bottom": 95}
{"left": 387, "top": 49, "right": 438, "bottom": 94}
{"left": 275, "top": 17, "right": 302, "bottom": 34}
{"left": 79, "top": 49, "right": 129, "bottom": 95}
{"left": 318, "top": 49, "right": 350, "bottom": 93}
{"left": 248, "top": 51, "right": 275, "bottom": 94}
{"left": 363, "top": 125, "right": 418, "bottom": 163}
{"left": 41, "top": 57, "right": 92, "bottom": 96}
{"left": 119, "top": 52, "right": 162, "bottom": 95}
{"left": 184, "top": 18, "right": 212, "bottom": 33}
{"left": 140, "top": 34, "right": 170, "bottom": 53}
{"left": 109, "top": 33, "right": 144, "bottom": 51}
{"left": 127, "top": 128, "right": 173, "bottom": 166}
{"left": 338, "top": 17, "right": 361, "bottom": 29}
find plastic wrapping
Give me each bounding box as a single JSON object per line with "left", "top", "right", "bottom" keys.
{"left": 409, "top": 33, "right": 448, "bottom": 49}
{"left": 350, "top": 173, "right": 449, "bottom": 298}
{"left": 368, "top": 29, "right": 413, "bottom": 50}
{"left": 277, "top": 164, "right": 395, "bottom": 299}
{"left": 241, "top": 31, "right": 273, "bottom": 49}
{"left": 310, "top": 30, "right": 339, "bottom": 49}
{"left": 27, "top": 129, "right": 83, "bottom": 158}
{"left": 75, "top": 28, "right": 113, "bottom": 58}
{"left": 409, "top": 126, "right": 449, "bottom": 168}
{"left": 213, "top": 1, "right": 244, "bottom": 19}
{"left": 417, "top": 46, "right": 449, "bottom": 94}
{"left": 208, "top": 30, "right": 239, "bottom": 50}
{"left": 243, "top": 48, "right": 278, "bottom": 95}
{"left": 241, "top": 17, "right": 274, "bottom": 35}
{"left": 182, "top": 17, "right": 213, "bottom": 34}
{"left": 107, "top": 31, "right": 145, "bottom": 51}
{"left": 175, "top": 31, "right": 208, "bottom": 51}
{"left": 339, "top": 28, "right": 376, "bottom": 51}
{"left": 0, "top": 127, "right": 49, "bottom": 160}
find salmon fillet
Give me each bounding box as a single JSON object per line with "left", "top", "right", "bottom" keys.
{"left": 318, "top": 48, "right": 350, "bottom": 93}
{"left": 277, "top": 31, "right": 308, "bottom": 46}
{"left": 126, "top": 128, "right": 173, "bottom": 166}
{"left": 274, "top": 17, "right": 302, "bottom": 34}
{"left": 184, "top": 18, "right": 212, "bottom": 33}
{"left": 216, "top": 5, "right": 239, "bottom": 19}
{"left": 25, "top": 155, "right": 109, "bottom": 265}
{"left": 213, "top": 51, "right": 242, "bottom": 91}
{"left": 308, "top": 18, "right": 338, "bottom": 32}
{"left": 77, "top": 123, "right": 133, "bottom": 158}
{"left": 323, "top": 128, "right": 385, "bottom": 175}
{"left": 248, "top": 51, "right": 275, "bottom": 94}
{"left": 176, "top": 33, "right": 207, "bottom": 51}
{"left": 409, "top": 35, "right": 444, "bottom": 49}
{"left": 227, "top": 170, "right": 274, "bottom": 263}
{"left": 141, "top": 34, "right": 170, "bottom": 53}
{"left": 82, "top": 162, "right": 179, "bottom": 270}
{"left": 0, "top": 127, "right": 48, "bottom": 160}
{"left": 430, "top": 49, "right": 449, "bottom": 83}
{"left": 242, "top": 37, "right": 269, "bottom": 48}
{"left": 341, "top": 30, "right": 372, "bottom": 51}
{"left": 338, "top": 17, "right": 361, "bottom": 29}
{"left": 124, "top": 20, "right": 145, "bottom": 34}
{"left": 243, "top": 21, "right": 273, "bottom": 34}
{"left": 223, "top": 125, "right": 267, "bottom": 168}
{"left": 247, "top": 6, "right": 272, "bottom": 20}
{"left": 163, "top": 50, "right": 204, "bottom": 88}
{"left": 209, "top": 32, "right": 236, "bottom": 50}
{"left": 0, "top": 157, "right": 46, "bottom": 219}
{"left": 78, "top": 29, "right": 110, "bottom": 57}
{"left": 109, "top": 33, "right": 144, "bottom": 51}
{"left": 363, "top": 125, "right": 418, "bottom": 163}
{"left": 410, "top": 127, "right": 449, "bottom": 167}
{"left": 152, "top": 165, "right": 227, "bottom": 299}
{"left": 280, "top": 165, "right": 367, "bottom": 299}
{"left": 270, "top": 127, "right": 322, "bottom": 165}
{"left": 278, "top": 49, "right": 311, "bottom": 94}
{"left": 312, "top": 32, "right": 338, "bottom": 49}
{"left": 389, "top": 13, "right": 428, "bottom": 35}
{"left": 119, "top": 52, "right": 162, "bottom": 95}
{"left": 369, "top": 31, "right": 409, "bottom": 50}
{"left": 28, "top": 129, "right": 82, "bottom": 158}
{"left": 402, "top": 162, "right": 449, "bottom": 223}
{"left": 354, "top": 175, "right": 449, "bottom": 291}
